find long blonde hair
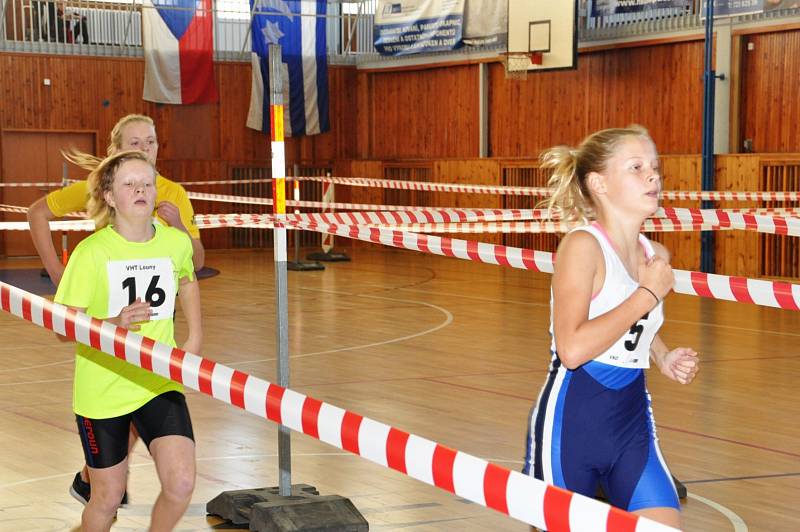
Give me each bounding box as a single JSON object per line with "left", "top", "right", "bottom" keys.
{"left": 107, "top": 114, "right": 155, "bottom": 155}
{"left": 541, "top": 125, "right": 653, "bottom": 224}
{"left": 62, "top": 113, "right": 156, "bottom": 177}
{"left": 85, "top": 150, "right": 156, "bottom": 229}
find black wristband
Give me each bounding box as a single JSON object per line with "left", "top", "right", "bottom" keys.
{"left": 639, "top": 285, "right": 660, "bottom": 304}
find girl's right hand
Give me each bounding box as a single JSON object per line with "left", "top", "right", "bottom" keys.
{"left": 113, "top": 298, "right": 152, "bottom": 331}
{"left": 638, "top": 255, "right": 674, "bottom": 300}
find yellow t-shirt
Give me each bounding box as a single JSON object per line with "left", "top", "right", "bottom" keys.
{"left": 46, "top": 175, "right": 200, "bottom": 239}
{"left": 54, "top": 224, "right": 195, "bottom": 419}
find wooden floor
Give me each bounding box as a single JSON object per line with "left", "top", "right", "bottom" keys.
{"left": 0, "top": 246, "right": 798, "bottom": 531}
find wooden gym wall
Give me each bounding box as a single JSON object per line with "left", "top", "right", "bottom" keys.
{"left": 1, "top": 25, "right": 800, "bottom": 270}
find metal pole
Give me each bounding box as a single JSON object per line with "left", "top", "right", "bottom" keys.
{"left": 61, "top": 163, "right": 69, "bottom": 265}
{"left": 293, "top": 164, "right": 301, "bottom": 264}
{"left": 701, "top": 0, "right": 716, "bottom": 273}
{"left": 268, "top": 44, "right": 292, "bottom": 497}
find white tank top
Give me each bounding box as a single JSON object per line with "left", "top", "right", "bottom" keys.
{"left": 550, "top": 223, "right": 664, "bottom": 369}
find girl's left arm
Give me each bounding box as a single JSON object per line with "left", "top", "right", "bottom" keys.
{"left": 178, "top": 277, "right": 202, "bottom": 355}
{"left": 647, "top": 241, "right": 700, "bottom": 385}
{"left": 650, "top": 334, "right": 699, "bottom": 385}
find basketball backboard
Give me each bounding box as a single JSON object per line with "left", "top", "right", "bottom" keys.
{"left": 507, "top": 0, "right": 578, "bottom": 73}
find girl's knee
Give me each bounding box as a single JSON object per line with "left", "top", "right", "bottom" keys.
{"left": 162, "top": 471, "right": 195, "bottom": 501}
{"left": 91, "top": 486, "right": 126, "bottom": 514}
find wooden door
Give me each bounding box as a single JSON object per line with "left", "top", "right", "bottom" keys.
{"left": 1, "top": 130, "right": 96, "bottom": 257}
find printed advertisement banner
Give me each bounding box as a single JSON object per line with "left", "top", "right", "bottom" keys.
{"left": 700, "top": 0, "right": 764, "bottom": 18}
{"left": 375, "top": 0, "right": 465, "bottom": 56}
{"left": 463, "top": 0, "right": 507, "bottom": 47}
{"left": 592, "top": 0, "right": 690, "bottom": 17}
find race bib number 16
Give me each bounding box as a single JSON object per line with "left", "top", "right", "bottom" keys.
{"left": 106, "top": 258, "right": 176, "bottom": 321}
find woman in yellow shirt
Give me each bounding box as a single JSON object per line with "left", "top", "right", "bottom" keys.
{"left": 27, "top": 114, "right": 205, "bottom": 287}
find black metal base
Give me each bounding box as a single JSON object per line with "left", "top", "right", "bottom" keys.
{"left": 287, "top": 260, "right": 325, "bottom": 271}
{"left": 207, "top": 484, "right": 368, "bottom": 531}
{"left": 306, "top": 251, "right": 351, "bottom": 262}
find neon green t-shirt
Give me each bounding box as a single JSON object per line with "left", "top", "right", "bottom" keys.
{"left": 46, "top": 175, "right": 200, "bottom": 239}
{"left": 54, "top": 224, "right": 195, "bottom": 419}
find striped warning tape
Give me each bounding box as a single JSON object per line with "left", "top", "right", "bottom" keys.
{"left": 2, "top": 175, "right": 799, "bottom": 202}
{"left": 186, "top": 189, "right": 800, "bottom": 218}
{"left": 0, "top": 204, "right": 796, "bottom": 238}
{"left": 0, "top": 204, "right": 30, "bottom": 214}
{"left": 286, "top": 219, "right": 800, "bottom": 311}
{"left": 194, "top": 210, "right": 796, "bottom": 237}
{"left": 180, "top": 178, "right": 275, "bottom": 186}
{"left": 0, "top": 204, "right": 86, "bottom": 218}
{"left": 659, "top": 208, "right": 800, "bottom": 237}
{"left": 0, "top": 280, "right": 675, "bottom": 532}
{"left": 194, "top": 209, "right": 551, "bottom": 227}
{"left": 0, "top": 220, "right": 94, "bottom": 231}
{"left": 295, "top": 175, "right": 800, "bottom": 202}
{"left": 367, "top": 220, "right": 730, "bottom": 234}
{"left": 187, "top": 190, "right": 429, "bottom": 212}
{"left": 0, "top": 182, "right": 62, "bottom": 188}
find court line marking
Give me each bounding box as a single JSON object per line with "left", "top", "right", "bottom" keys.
{"left": 683, "top": 471, "right": 800, "bottom": 484}
{"left": 0, "top": 452, "right": 353, "bottom": 490}
{"left": 422, "top": 378, "right": 800, "bottom": 460}
{"left": 0, "top": 451, "right": 751, "bottom": 532}
{"left": 398, "top": 287, "right": 800, "bottom": 339}
{"left": 232, "top": 290, "right": 454, "bottom": 366}
{"left": 687, "top": 492, "right": 748, "bottom": 532}
{"left": 0, "top": 377, "right": 71, "bottom": 387}
{"left": 0, "top": 359, "right": 72, "bottom": 373}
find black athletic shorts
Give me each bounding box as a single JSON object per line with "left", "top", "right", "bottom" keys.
{"left": 75, "top": 391, "right": 194, "bottom": 469}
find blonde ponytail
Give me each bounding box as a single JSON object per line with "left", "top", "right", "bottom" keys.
{"left": 541, "top": 125, "right": 652, "bottom": 224}
{"left": 540, "top": 146, "right": 593, "bottom": 225}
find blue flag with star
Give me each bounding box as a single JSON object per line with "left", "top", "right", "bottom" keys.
{"left": 246, "top": 0, "right": 330, "bottom": 137}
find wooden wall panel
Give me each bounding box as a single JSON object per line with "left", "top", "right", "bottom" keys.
{"left": 489, "top": 41, "right": 705, "bottom": 158}
{"left": 715, "top": 155, "right": 760, "bottom": 277}
{"left": 656, "top": 155, "right": 702, "bottom": 272}
{"left": 433, "top": 159, "right": 502, "bottom": 244}
{"left": 740, "top": 29, "right": 800, "bottom": 153}
{"left": 364, "top": 65, "right": 479, "bottom": 159}
{"left": 0, "top": 54, "right": 355, "bottom": 164}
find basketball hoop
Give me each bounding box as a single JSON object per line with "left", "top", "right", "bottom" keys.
{"left": 501, "top": 52, "right": 544, "bottom": 80}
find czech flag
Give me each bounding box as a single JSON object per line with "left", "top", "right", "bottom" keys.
{"left": 142, "top": 0, "right": 218, "bottom": 105}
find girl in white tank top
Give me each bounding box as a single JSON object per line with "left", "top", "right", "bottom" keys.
{"left": 523, "top": 126, "right": 700, "bottom": 529}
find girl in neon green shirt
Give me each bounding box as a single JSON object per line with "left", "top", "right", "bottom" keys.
{"left": 55, "top": 150, "right": 201, "bottom": 532}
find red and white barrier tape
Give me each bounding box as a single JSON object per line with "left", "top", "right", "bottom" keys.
{"left": 297, "top": 175, "right": 550, "bottom": 197}
{"left": 661, "top": 190, "right": 800, "bottom": 201}
{"left": 180, "top": 178, "right": 275, "bottom": 186}
{"left": 287, "top": 219, "right": 800, "bottom": 311}
{"left": 187, "top": 190, "right": 430, "bottom": 212}
{"left": 0, "top": 204, "right": 86, "bottom": 218}
{"left": 659, "top": 208, "right": 800, "bottom": 237}
{"left": 0, "top": 182, "right": 61, "bottom": 188}
{"left": 370, "top": 220, "right": 727, "bottom": 235}
{"left": 4, "top": 174, "right": 799, "bottom": 203}
{"left": 194, "top": 209, "right": 551, "bottom": 227}
{"left": 295, "top": 175, "right": 800, "bottom": 202}
{"left": 0, "top": 281, "right": 674, "bottom": 532}
{"left": 193, "top": 210, "right": 796, "bottom": 238}
{"left": 0, "top": 220, "right": 94, "bottom": 231}
{"left": 0, "top": 204, "right": 30, "bottom": 214}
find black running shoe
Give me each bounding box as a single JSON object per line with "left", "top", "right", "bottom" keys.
{"left": 69, "top": 472, "right": 90, "bottom": 505}
{"left": 69, "top": 471, "right": 129, "bottom": 507}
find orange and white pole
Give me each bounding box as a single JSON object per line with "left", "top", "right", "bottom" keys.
{"left": 268, "top": 44, "right": 291, "bottom": 497}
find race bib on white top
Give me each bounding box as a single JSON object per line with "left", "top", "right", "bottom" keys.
{"left": 106, "top": 258, "right": 176, "bottom": 321}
